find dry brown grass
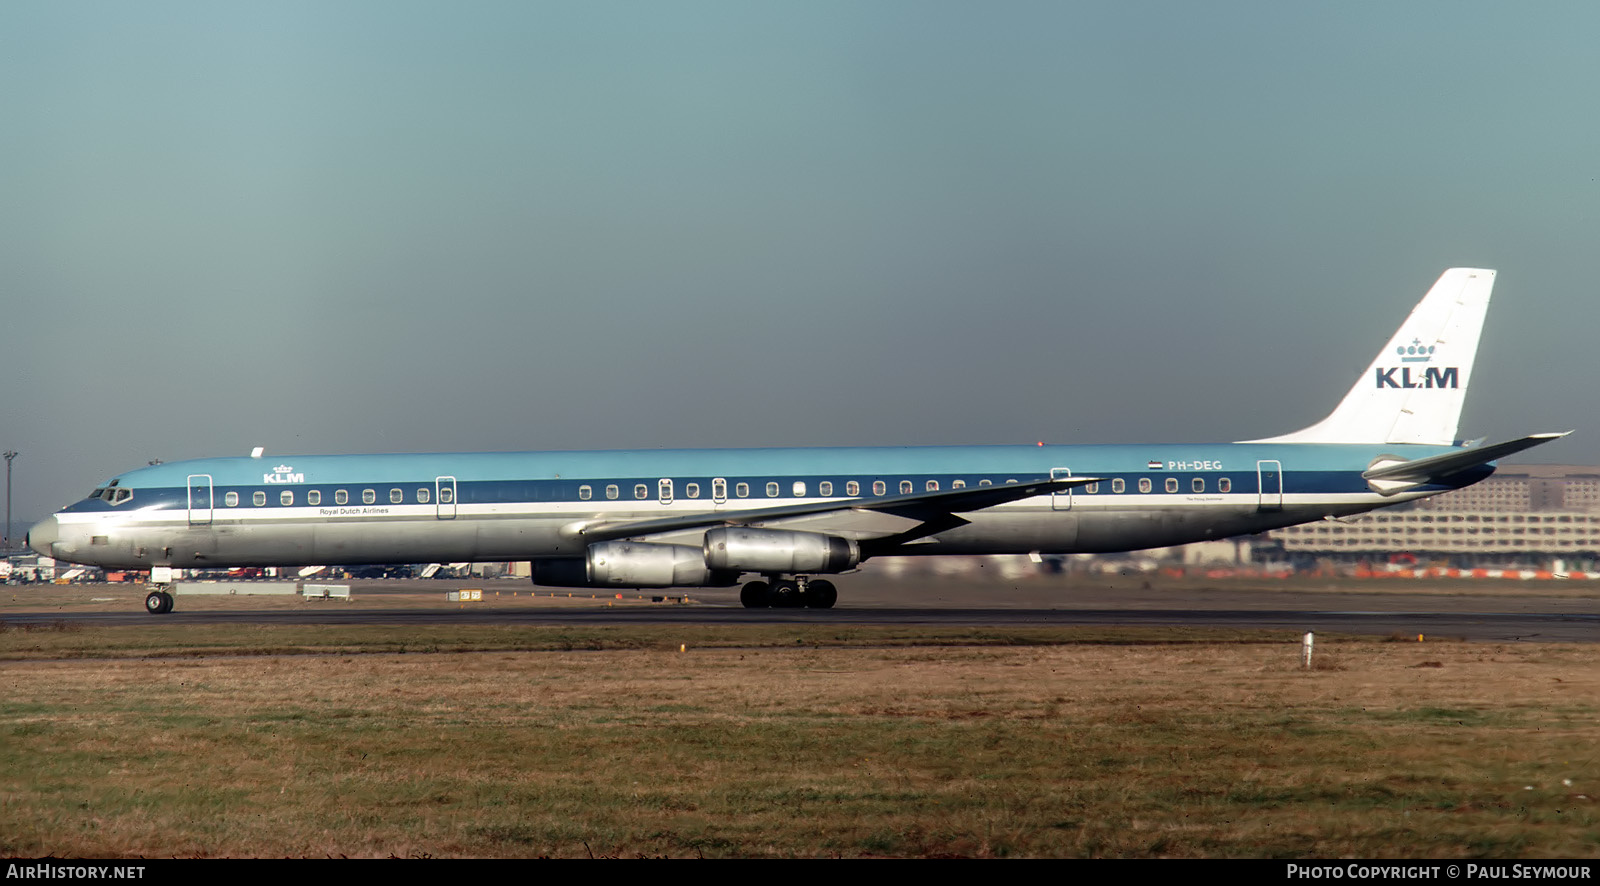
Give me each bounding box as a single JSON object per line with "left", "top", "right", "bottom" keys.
{"left": 3, "top": 628, "right": 1598, "bottom": 858}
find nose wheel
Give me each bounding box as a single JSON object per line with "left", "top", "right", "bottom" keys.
{"left": 144, "top": 590, "right": 174, "bottom": 614}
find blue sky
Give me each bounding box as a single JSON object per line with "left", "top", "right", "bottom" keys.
{"left": 2, "top": 1, "right": 1596, "bottom": 530}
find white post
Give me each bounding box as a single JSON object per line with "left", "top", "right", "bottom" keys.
{"left": 1302, "top": 632, "right": 1314, "bottom": 669}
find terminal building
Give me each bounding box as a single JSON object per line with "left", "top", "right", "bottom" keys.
{"left": 1267, "top": 464, "right": 1600, "bottom": 570}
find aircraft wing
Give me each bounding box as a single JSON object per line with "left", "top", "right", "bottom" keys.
{"left": 1362, "top": 431, "right": 1572, "bottom": 494}
{"left": 563, "top": 476, "right": 1103, "bottom": 543}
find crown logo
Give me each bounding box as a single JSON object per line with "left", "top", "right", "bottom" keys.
{"left": 273, "top": 464, "right": 294, "bottom": 473}
{"left": 1396, "top": 338, "right": 1435, "bottom": 363}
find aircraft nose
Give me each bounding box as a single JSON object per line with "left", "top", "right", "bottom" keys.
{"left": 26, "top": 517, "right": 58, "bottom": 558}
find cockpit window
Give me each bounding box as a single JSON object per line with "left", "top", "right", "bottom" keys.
{"left": 89, "top": 487, "right": 133, "bottom": 505}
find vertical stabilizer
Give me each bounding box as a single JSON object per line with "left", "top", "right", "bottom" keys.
{"left": 1243, "top": 268, "right": 1495, "bottom": 445}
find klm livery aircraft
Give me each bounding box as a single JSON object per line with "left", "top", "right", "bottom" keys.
{"left": 29, "top": 268, "right": 1567, "bottom": 613}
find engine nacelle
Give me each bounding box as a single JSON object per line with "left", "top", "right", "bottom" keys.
{"left": 703, "top": 527, "right": 859, "bottom": 574}
{"left": 534, "top": 543, "right": 737, "bottom": 588}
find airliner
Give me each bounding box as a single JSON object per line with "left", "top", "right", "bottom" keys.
{"left": 28, "top": 268, "right": 1567, "bottom": 614}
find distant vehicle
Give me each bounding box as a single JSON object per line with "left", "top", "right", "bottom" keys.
{"left": 27, "top": 268, "right": 1566, "bottom": 614}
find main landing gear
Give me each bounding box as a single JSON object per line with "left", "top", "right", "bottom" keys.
{"left": 144, "top": 588, "right": 175, "bottom": 615}
{"left": 740, "top": 576, "right": 838, "bottom": 609}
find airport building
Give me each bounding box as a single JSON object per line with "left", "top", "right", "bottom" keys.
{"left": 1267, "top": 464, "right": 1600, "bottom": 568}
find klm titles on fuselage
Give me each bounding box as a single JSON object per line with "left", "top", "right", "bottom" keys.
{"left": 1375, "top": 366, "right": 1458, "bottom": 389}
{"left": 263, "top": 465, "right": 304, "bottom": 484}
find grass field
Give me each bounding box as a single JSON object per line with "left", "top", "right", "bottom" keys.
{"left": 2, "top": 619, "right": 1597, "bottom": 858}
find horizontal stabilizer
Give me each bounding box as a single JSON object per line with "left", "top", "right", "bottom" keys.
{"left": 1362, "top": 431, "right": 1572, "bottom": 494}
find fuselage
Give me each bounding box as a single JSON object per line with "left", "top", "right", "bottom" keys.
{"left": 28, "top": 441, "right": 1487, "bottom": 571}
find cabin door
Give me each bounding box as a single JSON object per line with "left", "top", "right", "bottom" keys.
{"left": 1256, "top": 460, "right": 1283, "bottom": 512}
{"left": 435, "top": 476, "right": 457, "bottom": 520}
{"left": 186, "top": 474, "right": 214, "bottom": 525}
{"left": 1050, "top": 467, "right": 1073, "bottom": 511}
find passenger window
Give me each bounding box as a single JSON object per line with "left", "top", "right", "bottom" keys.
{"left": 1085, "top": 482, "right": 1099, "bottom": 494}
{"left": 952, "top": 479, "right": 965, "bottom": 489}
{"left": 766, "top": 482, "right": 779, "bottom": 497}
{"left": 1165, "top": 478, "right": 1178, "bottom": 493}
{"left": 635, "top": 484, "right": 648, "bottom": 500}
{"left": 713, "top": 478, "right": 727, "bottom": 501}
{"left": 1192, "top": 478, "right": 1205, "bottom": 493}
{"left": 979, "top": 479, "right": 992, "bottom": 487}
{"left": 792, "top": 481, "right": 805, "bottom": 497}
{"left": 900, "top": 480, "right": 913, "bottom": 494}
{"left": 1138, "top": 478, "right": 1152, "bottom": 493}
{"left": 336, "top": 489, "right": 348, "bottom": 505}
{"left": 281, "top": 490, "right": 294, "bottom": 506}
{"left": 307, "top": 490, "right": 321, "bottom": 506}
{"left": 736, "top": 482, "right": 750, "bottom": 498}
{"left": 606, "top": 485, "right": 619, "bottom": 500}
{"left": 1219, "top": 477, "right": 1232, "bottom": 493}
{"left": 225, "top": 491, "right": 239, "bottom": 507}
{"left": 1112, "top": 479, "right": 1125, "bottom": 493}
{"left": 579, "top": 485, "right": 592, "bottom": 501}
{"left": 418, "top": 488, "right": 430, "bottom": 504}
{"left": 253, "top": 491, "right": 266, "bottom": 506}
{"left": 926, "top": 480, "right": 939, "bottom": 492}
{"left": 391, "top": 488, "right": 403, "bottom": 504}
{"left": 686, "top": 483, "right": 700, "bottom": 499}
{"left": 846, "top": 481, "right": 860, "bottom": 496}
{"left": 363, "top": 489, "right": 376, "bottom": 505}
{"left": 873, "top": 481, "right": 886, "bottom": 496}
{"left": 1006, "top": 479, "right": 1017, "bottom": 485}
{"left": 819, "top": 481, "right": 832, "bottom": 496}
{"left": 439, "top": 487, "right": 454, "bottom": 504}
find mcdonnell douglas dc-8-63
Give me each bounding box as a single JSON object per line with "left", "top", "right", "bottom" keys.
{"left": 29, "top": 268, "right": 1568, "bottom": 613}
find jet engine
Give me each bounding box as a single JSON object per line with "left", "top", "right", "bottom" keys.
{"left": 532, "top": 542, "right": 738, "bottom": 588}
{"left": 703, "top": 527, "right": 859, "bottom": 574}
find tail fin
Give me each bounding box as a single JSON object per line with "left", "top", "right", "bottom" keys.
{"left": 1243, "top": 268, "right": 1495, "bottom": 445}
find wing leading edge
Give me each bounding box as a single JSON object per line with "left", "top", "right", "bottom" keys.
{"left": 561, "top": 475, "right": 1105, "bottom": 543}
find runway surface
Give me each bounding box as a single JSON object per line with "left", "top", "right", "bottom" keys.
{"left": 5, "top": 577, "right": 1597, "bottom": 642}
